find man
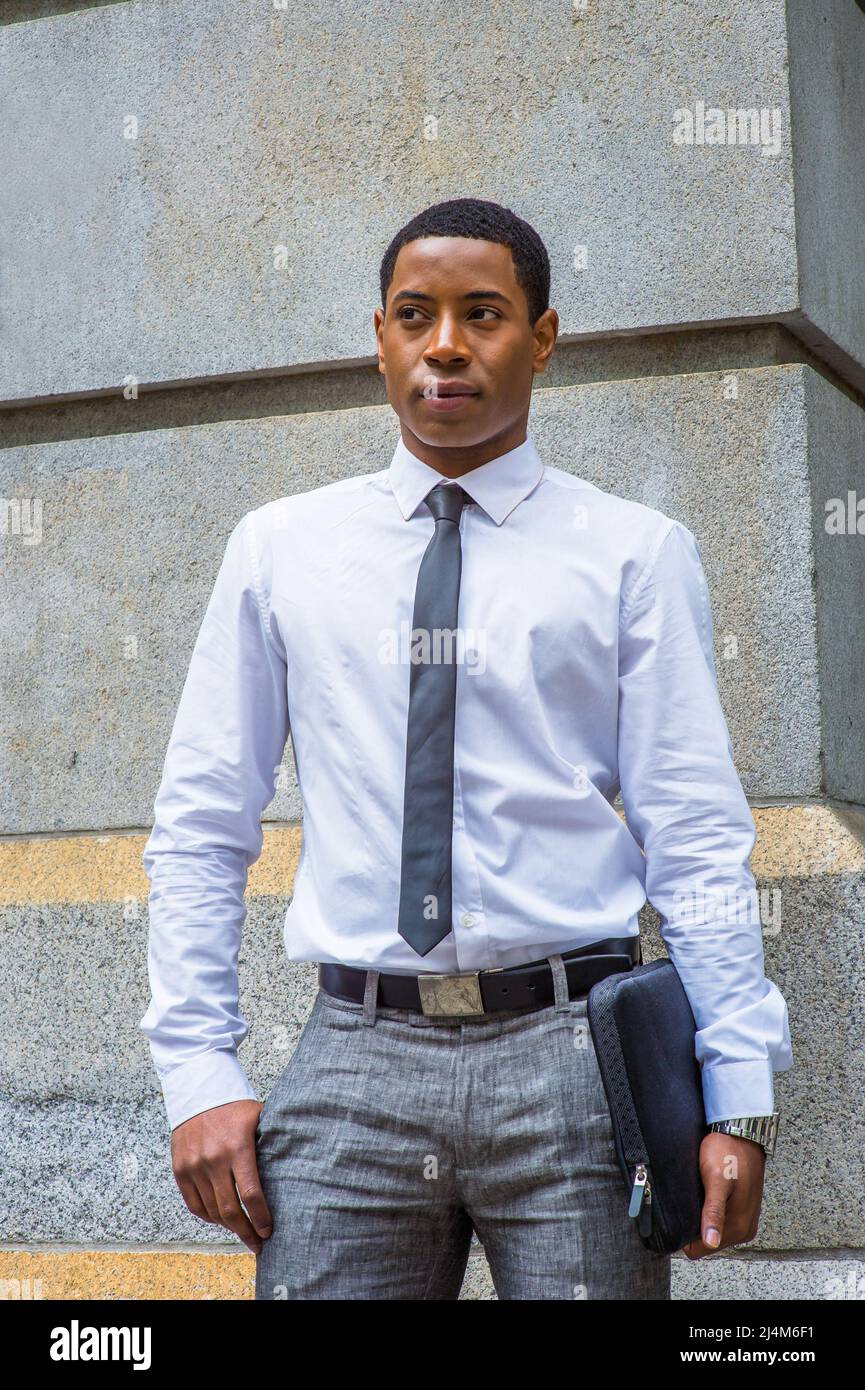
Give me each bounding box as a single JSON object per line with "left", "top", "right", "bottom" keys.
{"left": 140, "top": 197, "right": 792, "bottom": 1300}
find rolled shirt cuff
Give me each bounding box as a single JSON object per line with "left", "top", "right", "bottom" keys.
{"left": 700, "top": 1058, "right": 777, "bottom": 1124}
{"left": 157, "top": 1049, "right": 259, "bottom": 1133}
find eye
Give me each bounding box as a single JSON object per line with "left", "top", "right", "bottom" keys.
{"left": 395, "top": 305, "right": 427, "bottom": 321}
{"left": 467, "top": 306, "right": 501, "bottom": 320}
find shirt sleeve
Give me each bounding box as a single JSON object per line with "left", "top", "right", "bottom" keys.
{"left": 139, "top": 510, "right": 290, "bottom": 1132}
{"left": 617, "top": 519, "right": 793, "bottom": 1123}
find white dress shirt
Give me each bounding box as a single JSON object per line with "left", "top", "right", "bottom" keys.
{"left": 140, "top": 431, "right": 792, "bottom": 1132}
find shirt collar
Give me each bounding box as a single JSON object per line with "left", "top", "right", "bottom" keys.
{"left": 387, "top": 432, "right": 544, "bottom": 527}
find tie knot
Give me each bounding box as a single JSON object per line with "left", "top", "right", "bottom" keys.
{"left": 425, "top": 482, "right": 469, "bottom": 525}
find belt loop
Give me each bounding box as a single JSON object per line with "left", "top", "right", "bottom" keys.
{"left": 548, "top": 953, "right": 571, "bottom": 1011}
{"left": 362, "top": 969, "right": 381, "bottom": 1026}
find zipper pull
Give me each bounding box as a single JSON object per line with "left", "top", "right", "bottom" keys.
{"left": 638, "top": 1195, "right": 653, "bottom": 1237}
{"left": 628, "top": 1163, "right": 648, "bottom": 1217}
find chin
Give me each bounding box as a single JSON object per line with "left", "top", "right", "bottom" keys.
{"left": 408, "top": 408, "right": 486, "bottom": 445}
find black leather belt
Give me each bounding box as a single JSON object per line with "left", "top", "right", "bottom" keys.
{"left": 318, "top": 934, "right": 641, "bottom": 1017}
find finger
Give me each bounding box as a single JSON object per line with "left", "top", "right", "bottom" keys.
{"left": 699, "top": 1172, "right": 730, "bottom": 1250}
{"left": 233, "top": 1146, "right": 273, "bottom": 1240}
{"left": 208, "top": 1161, "right": 265, "bottom": 1254}
{"left": 682, "top": 1235, "right": 721, "bottom": 1260}
{"left": 174, "top": 1171, "right": 217, "bottom": 1225}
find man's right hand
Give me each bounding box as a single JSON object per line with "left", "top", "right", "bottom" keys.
{"left": 170, "top": 1099, "right": 273, "bottom": 1255}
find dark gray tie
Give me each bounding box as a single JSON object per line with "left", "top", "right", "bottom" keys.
{"left": 397, "top": 482, "right": 470, "bottom": 956}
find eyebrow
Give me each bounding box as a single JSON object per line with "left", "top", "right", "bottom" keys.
{"left": 393, "top": 289, "right": 512, "bottom": 304}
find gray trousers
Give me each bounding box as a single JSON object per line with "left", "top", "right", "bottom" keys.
{"left": 254, "top": 953, "right": 672, "bottom": 1300}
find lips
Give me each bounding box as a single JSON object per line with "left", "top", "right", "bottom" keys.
{"left": 419, "top": 382, "right": 478, "bottom": 398}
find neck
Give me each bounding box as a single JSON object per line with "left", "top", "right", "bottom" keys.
{"left": 400, "top": 417, "right": 529, "bottom": 477}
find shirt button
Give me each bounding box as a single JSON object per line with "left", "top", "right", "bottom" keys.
{"left": 461, "top": 913, "right": 476, "bottom": 929}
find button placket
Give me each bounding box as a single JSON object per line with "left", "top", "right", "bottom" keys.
{"left": 451, "top": 758, "right": 486, "bottom": 965}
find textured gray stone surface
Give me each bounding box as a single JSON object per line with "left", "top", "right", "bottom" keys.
{"left": 0, "top": 901, "right": 318, "bottom": 1115}
{"left": 786, "top": 0, "right": 865, "bottom": 384}
{"left": 671, "top": 1254, "right": 865, "bottom": 1301}
{"left": 1, "top": 2, "right": 121, "bottom": 21}
{"left": 0, "top": 0, "right": 802, "bottom": 402}
{"left": 709, "top": 808, "right": 865, "bottom": 1251}
{"left": 0, "top": 1098, "right": 244, "bottom": 1245}
{"left": 804, "top": 368, "right": 865, "bottom": 803}
{"left": 1, "top": 365, "right": 832, "bottom": 835}
{"left": 468, "top": 1251, "right": 865, "bottom": 1299}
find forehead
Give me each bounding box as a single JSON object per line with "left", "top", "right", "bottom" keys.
{"left": 391, "top": 236, "right": 518, "bottom": 291}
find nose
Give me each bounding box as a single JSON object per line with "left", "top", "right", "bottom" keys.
{"left": 423, "top": 311, "right": 470, "bottom": 363}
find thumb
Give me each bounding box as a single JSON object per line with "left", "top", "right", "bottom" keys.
{"left": 701, "top": 1187, "right": 727, "bottom": 1249}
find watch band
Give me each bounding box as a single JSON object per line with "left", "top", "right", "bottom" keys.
{"left": 708, "top": 1112, "right": 780, "bottom": 1158}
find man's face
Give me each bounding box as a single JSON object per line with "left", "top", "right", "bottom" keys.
{"left": 374, "top": 236, "right": 557, "bottom": 462}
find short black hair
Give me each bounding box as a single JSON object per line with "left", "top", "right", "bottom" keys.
{"left": 379, "top": 197, "right": 550, "bottom": 326}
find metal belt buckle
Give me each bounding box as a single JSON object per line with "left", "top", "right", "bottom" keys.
{"left": 417, "top": 970, "right": 485, "bottom": 1016}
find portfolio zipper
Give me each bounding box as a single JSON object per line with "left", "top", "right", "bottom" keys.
{"left": 587, "top": 975, "right": 669, "bottom": 1249}
{"left": 628, "top": 1162, "right": 652, "bottom": 1218}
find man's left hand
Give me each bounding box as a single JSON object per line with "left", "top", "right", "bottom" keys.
{"left": 682, "top": 1131, "right": 767, "bottom": 1259}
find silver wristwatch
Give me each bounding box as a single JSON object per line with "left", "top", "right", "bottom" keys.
{"left": 707, "top": 1112, "right": 780, "bottom": 1159}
